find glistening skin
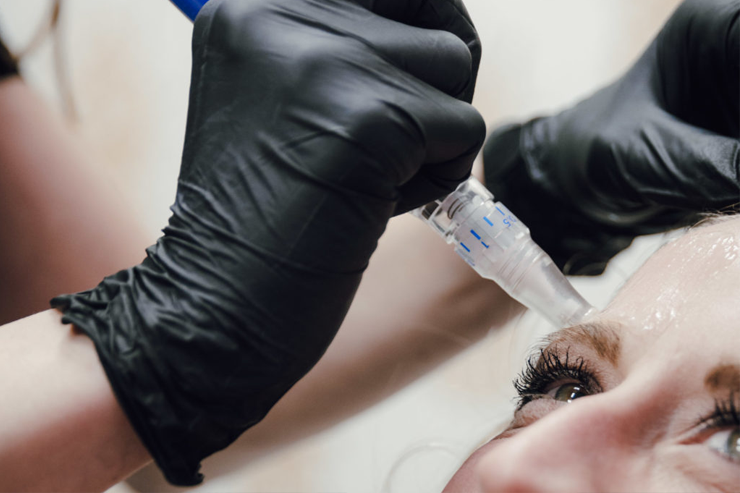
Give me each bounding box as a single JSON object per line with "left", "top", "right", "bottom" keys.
{"left": 444, "top": 216, "right": 740, "bottom": 492}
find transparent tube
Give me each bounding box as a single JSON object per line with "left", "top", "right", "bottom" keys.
{"left": 412, "top": 177, "right": 595, "bottom": 328}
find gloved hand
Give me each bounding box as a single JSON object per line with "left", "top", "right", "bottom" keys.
{"left": 51, "top": 0, "right": 484, "bottom": 485}
{"left": 483, "top": 0, "right": 739, "bottom": 275}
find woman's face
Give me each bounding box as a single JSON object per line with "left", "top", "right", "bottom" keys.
{"left": 444, "top": 217, "right": 740, "bottom": 492}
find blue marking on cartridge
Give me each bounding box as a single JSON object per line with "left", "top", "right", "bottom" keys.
{"left": 484, "top": 217, "right": 494, "bottom": 227}
{"left": 461, "top": 242, "right": 471, "bottom": 253}
{"left": 481, "top": 241, "right": 490, "bottom": 249}
{"left": 496, "top": 206, "right": 506, "bottom": 216}
{"left": 471, "top": 229, "right": 481, "bottom": 240}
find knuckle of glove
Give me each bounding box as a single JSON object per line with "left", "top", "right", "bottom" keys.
{"left": 207, "top": 0, "right": 276, "bottom": 55}
{"left": 434, "top": 30, "right": 474, "bottom": 96}
{"left": 468, "top": 107, "right": 488, "bottom": 150}
{"left": 291, "top": 39, "right": 358, "bottom": 86}
{"left": 210, "top": 0, "right": 272, "bottom": 24}
{"left": 342, "top": 89, "right": 419, "bottom": 151}
{"left": 340, "top": 94, "right": 424, "bottom": 190}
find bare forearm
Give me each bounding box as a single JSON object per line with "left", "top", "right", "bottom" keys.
{"left": 0, "top": 310, "right": 151, "bottom": 492}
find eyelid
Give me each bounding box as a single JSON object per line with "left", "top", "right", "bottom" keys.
{"left": 696, "top": 395, "right": 740, "bottom": 431}
{"left": 513, "top": 345, "right": 603, "bottom": 411}
{"left": 678, "top": 396, "right": 740, "bottom": 453}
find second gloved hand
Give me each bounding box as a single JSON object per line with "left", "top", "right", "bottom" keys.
{"left": 483, "top": 0, "right": 739, "bottom": 275}
{"left": 51, "top": 0, "right": 485, "bottom": 485}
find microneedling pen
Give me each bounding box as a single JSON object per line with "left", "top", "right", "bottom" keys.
{"left": 169, "top": 0, "right": 595, "bottom": 328}
{"left": 412, "top": 177, "right": 595, "bottom": 328}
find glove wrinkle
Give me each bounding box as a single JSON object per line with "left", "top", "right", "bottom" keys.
{"left": 52, "top": 0, "right": 485, "bottom": 484}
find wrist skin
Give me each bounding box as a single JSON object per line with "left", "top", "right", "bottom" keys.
{"left": 0, "top": 310, "right": 151, "bottom": 492}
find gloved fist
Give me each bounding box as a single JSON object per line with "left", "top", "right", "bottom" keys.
{"left": 484, "top": 0, "right": 739, "bottom": 275}
{"left": 51, "top": 0, "right": 484, "bottom": 485}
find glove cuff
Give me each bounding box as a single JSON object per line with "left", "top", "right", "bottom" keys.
{"left": 50, "top": 230, "right": 361, "bottom": 485}
{"left": 50, "top": 264, "right": 210, "bottom": 486}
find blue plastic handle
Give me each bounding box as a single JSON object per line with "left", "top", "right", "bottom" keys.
{"left": 169, "top": 0, "right": 209, "bottom": 21}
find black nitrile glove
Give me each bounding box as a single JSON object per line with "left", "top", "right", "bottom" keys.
{"left": 51, "top": 0, "right": 484, "bottom": 485}
{"left": 484, "top": 0, "right": 740, "bottom": 275}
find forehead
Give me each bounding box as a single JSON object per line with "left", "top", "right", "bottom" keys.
{"left": 599, "top": 216, "right": 740, "bottom": 368}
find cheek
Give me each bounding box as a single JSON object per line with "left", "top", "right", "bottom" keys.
{"left": 442, "top": 438, "right": 504, "bottom": 492}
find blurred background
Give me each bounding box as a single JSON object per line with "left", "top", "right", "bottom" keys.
{"left": 0, "top": 0, "right": 682, "bottom": 491}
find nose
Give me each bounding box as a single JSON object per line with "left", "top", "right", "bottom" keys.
{"left": 474, "top": 389, "right": 654, "bottom": 493}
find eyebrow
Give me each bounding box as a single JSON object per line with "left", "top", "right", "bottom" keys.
{"left": 542, "top": 323, "right": 740, "bottom": 394}
{"left": 705, "top": 364, "right": 740, "bottom": 393}
{"left": 542, "top": 321, "right": 623, "bottom": 366}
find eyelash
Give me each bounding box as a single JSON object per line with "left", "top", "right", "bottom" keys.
{"left": 513, "top": 346, "right": 602, "bottom": 410}
{"left": 515, "top": 353, "right": 740, "bottom": 462}
{"left": 698, "top": 393, "right": 740, "bottom": 443}
{"left": 695, "top": 393, "right": 740, "bottom": 465}
{"left": 700, "top": 395, "right": 740, "bottom": 429}
{"left": 513, "top": 349, "right": 740, "bottom": 466}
